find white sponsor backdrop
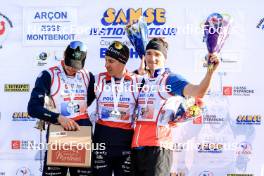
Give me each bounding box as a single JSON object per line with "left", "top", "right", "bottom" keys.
{"left": 0, "top": 0, "right": 263, "bottom": 175}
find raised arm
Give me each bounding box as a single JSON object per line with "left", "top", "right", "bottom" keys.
{"left": 183, "top": 53, "right": 220, "bottom": 98}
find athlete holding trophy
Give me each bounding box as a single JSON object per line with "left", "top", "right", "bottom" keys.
{"left": 125, "top": 15, "right": 230, "bottom": 175}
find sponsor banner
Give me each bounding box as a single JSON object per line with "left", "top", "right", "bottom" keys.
{"left": 12, "top": 112, "right": 36, "bottom": 122}
{"left": 34, "top": 50, "right": 63, "bottom": 67}
{"left": 95, "top": 8, "right": 177, "bottom": 59}
{"left": 236, "top": 115, "right": 261, "bottom": 125}
{"left": 4, "top": 84, "right": 30, "bottom": 92}
{"left": 223, "top": 86, "right": 255, "bottom": 96}
{"left": 197, "top": 142, "right": 223, "bottom": 153}
{"left": 23, "top": 7, "right": 77, "bottom": 46}
{"left": 236, "top": 141, "right": 252, "bottom": 155}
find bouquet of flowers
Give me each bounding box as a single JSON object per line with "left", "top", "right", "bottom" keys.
{"left": 174, "top": 97, "right": 204, "bottom": 123}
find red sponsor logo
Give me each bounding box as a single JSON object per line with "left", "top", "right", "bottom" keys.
{"left": 223, "top": 86, "right": 232, "bottom": 96}
{"left": 11, "top": 140, "right": 21, "bottom": 149}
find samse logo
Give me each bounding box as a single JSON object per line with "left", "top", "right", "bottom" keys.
{"left": 101, "top": 8, "right": 166, "bottom": 26}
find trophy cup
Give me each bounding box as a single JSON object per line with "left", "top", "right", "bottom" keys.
{"left": 125, "top": 16, "right": 148, "bottom": 59}
{"left": 203, "top": 13, "right": 231, "bottom": 70}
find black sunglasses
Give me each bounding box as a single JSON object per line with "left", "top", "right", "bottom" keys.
{"left": 69, "top": 41, "right": 87, "bottom": 52}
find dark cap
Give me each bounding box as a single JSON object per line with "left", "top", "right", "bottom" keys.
{"left": 105, "top": 41, "right": 129, "bottom": 64}
{"left": 146, "top": 38, "right": 168, "bottom": 58}
{"left": 64, "top": 41, "right": 87, "bottom": 70}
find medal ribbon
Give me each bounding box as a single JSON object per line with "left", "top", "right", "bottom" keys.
{"left": 111, "top": 77, "right": 125, "bottom": 113}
